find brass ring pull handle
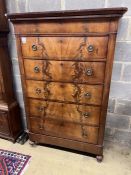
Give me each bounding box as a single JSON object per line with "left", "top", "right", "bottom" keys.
{"left": 35, "top": 88, "right": 41, "bottom": 94}
{"left": 86, "top": 68, "right": 93, "bottom": 76}
{"left": 83, "top": 112, "right": 90, "bottom": 118}
{"left": 32, "top": 44, "right": 37, "bottom": 51}
{"left": 38, "top": 106, "right": 44, "bottom": 112}
{"left": 34, "top": 66, "right": 40, "bottom": 73}
{"left": 39, "top": 125, "right": 43, "bottom": 130}
{"left": 84, "top": 92, "right": 91, "bottom": 99}
{"left": 87, "top": 45, "right": 94, "bottom": 52}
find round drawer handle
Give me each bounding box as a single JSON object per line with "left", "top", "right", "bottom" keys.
{"left": 87, "top": 45, "right": 94, "bottom": 52}
{"left": 86, "top": 68, "right": 93, "bottom": 76}
{"left": 39, "top": 126, "right": 43, "bottom": 130}
{"left": 32, "top": 44, "right": 37, "bottom": 51}
{"left": 83, "top": 112, "right": 90, "bottom": 118}
{"left": 38, "top": 106, "right": 44, "bottom": 112}
{"left": 84, "top": 92, "right": 91, "bottom": 99}
{"left": 35, "top": 88, "right": 41, "bottom": 94}
{"left": 34, "top": 66, "right": 40, "bottom": 73}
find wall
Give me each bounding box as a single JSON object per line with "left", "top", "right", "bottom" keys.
{"left": 6, "top": 0, "right": 131, "bottom": 146}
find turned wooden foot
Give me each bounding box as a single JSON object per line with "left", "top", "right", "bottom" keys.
{"left": 96, "top": 155, "right": 103, "bottom": 162}
{"left": 29, "top": 140, "right": 37, "bottom": 147}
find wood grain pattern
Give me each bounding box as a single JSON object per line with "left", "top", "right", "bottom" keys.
{"left": 29, "top": 117, "right": 99, "bottom": 144}
{"left": 29, "top": 132, "right": 103, "bottom": 155}
{"left": 0, "top": 66, "right": 4, "bottom": 100}
{"left": 14, "top": 21, "right": 110, "bottom": 34}
{"left": 0, "top": 1, "right": 23, "bottom": 142}
{"left": 26, "top": 80, "right": 103, "bottom": 105}
{"left": 21, "top": 36, "right": 108, "bottom": 59}
{"left": 98, "top": 23, "right": 119, "bottom": 145}
{"left": 28, "top": 99, "right": 100, "bottom": 126}
{"left": 8, "top": 8, "right": 127, "bottom": 158}
{"left": 0, "top": 0, "right": 9, "bottom": 31}
{"left": 0, "top": 111, "right": 10, "bottom": 135}
{"left": 24, "top": 59, "right": 105, "bottom": 83}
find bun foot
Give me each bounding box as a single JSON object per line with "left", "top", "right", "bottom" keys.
{"left": 96, "top": 155, "right": 103, "bottom": 162}
{"left": 29, "top": 140, "right": 37, "bottom": 147}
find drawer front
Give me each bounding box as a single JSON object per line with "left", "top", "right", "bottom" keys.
{"left": 29, "top": 117, "right": 98, "bottom": 144}
{"left": 21, "top": 36, "right": 108, "bottom": 60}
{"left": 0, "top": 111, "right": 10, "bottom": 135}
{"left": 16, "top": 21, "right": 110, "bottom": 34}
{"left": 24, "top": 59, "right": 105, "bottom": 83}
{"left": 26, "top": 80, "right": 103, "bottom": 105}
{"left": 28, "top": 99, "right": 100, "bottom": 126}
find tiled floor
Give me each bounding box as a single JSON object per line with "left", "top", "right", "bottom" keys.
{"left": 0, "top": 139, "right": 131, "bottom": 175}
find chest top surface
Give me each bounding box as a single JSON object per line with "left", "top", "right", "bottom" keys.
{"left": 7, "top": 7, "right": 127, "bottom": 35}
{"left": 8, "top": 7, "right": 127, "bottom": 21}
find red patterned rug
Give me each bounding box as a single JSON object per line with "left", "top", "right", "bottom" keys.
{"left": 0, "top": 149, "right": 31, "bottom": 175}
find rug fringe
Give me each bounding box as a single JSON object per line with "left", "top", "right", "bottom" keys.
{"left": 20, "top": 157, "right": 31, "bottom": 175}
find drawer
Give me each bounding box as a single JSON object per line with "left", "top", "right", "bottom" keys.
{"left": 28, "top": 99, "right": 100, "bottom": 126}
{"left": 16, "top": 21, "right": 110, "bottom": 34}
{"left": 26, "top": 80, "right": 103, "bottom": 105}
{"left": 29, "top": 117, "right": 99, "bottom": 144}
{"left": 21, "top": 36, "right": 108, "bottom": 60}
{"left": 24, "top": 59, "right": 105, "bottom": 83}
{"left": 0, "top": 111, "right": 10, "bottom": 135}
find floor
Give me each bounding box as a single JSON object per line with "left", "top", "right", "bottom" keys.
{"left": 0, "top": 139, "right": 131, "bottom": 175}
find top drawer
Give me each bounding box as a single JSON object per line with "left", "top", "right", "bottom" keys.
{"left": 15, "top": 21, "right": 110, "bottom": 34}
{"left": 21, "top": 36, "right": 108, "bottom": 60}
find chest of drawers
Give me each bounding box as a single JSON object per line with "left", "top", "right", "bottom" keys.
{"left": 8, "top": 7, "right": 127, "bottom": 161}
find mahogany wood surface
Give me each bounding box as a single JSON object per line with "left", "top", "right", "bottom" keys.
{"left": 26, "top": 80, "right": 103, "bottom": 105}
{"left": 21, "top": 36, "right": 108, "bottom": 59}
{"left": 24, "top": 59, "right": 105, "bottom": 83}
{"left": 0, "top": 1, "right": 23, "bottom": 142}
{"left": 0, "top": 0, "right": 8, "bottom": 32}
{"left": 29, "top": 117, "right": 99, "bottom": 144}
{"left": 28, "top": 99, "right": 101, "bottom": 126}
{"left": 8, "top": 7, "right": 127, "bottom": 159}
{"left": 0, "top": 111, "right": 10, "bottom": 135}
